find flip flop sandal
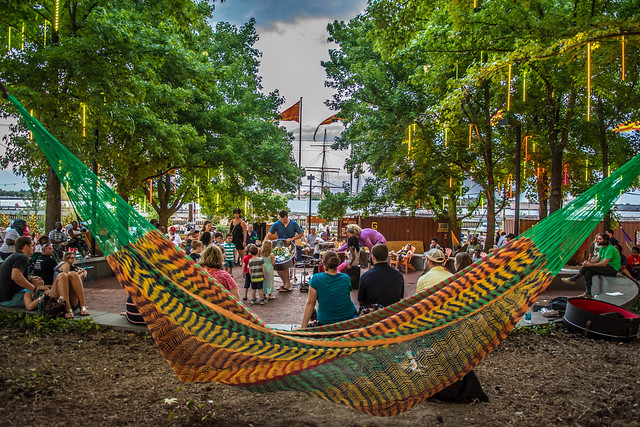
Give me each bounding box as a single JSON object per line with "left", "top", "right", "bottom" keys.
{"left": 278, "top": 287, "right": 291, "bottom": 292}
{"left": 65, "top": 309, "right": 75, "bottom": 319}
{"left": 79, "top": 306, "right": 90, "bottom": 316}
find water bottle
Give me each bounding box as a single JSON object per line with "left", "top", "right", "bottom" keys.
{"left": 37, "top": 294, "right": 43, "bottom": 315}
{"left": 524, "top": 312, "right": 532, "bottom": 324}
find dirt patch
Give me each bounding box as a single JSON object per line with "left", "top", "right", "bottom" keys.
{"left": 0, "top": 325, "right": 638, "bottom": 426}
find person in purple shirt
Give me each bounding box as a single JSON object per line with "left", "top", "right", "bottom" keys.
{"left": 338, "top": 224, "right": 386, "bottom": 252}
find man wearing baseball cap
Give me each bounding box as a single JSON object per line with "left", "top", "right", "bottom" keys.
{"left": 167, "top": 226, "right": 182, "bottom": 247}
{"left": 416, "top": 248, "right": 453, "bottom": 294}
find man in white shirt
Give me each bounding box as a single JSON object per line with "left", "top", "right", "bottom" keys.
{"left": 167, "top": 226, "right": 182, "bottom": 247}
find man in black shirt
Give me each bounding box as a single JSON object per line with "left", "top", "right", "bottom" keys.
{"left": 33, "top": 243, "right": 58, "bottom": 286}
{"left": 358, "top": 244, "right": 404, "bottom": 309}
{"left": 0, "top": 236, "right": 45, "bottom": 303}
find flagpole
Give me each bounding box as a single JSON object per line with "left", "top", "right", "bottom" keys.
{"left": 298, "top": 96, "right": 303, "bottom": 200}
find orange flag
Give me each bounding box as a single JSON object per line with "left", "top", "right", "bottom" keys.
{"left": 279, "top": 101, "right": 301, "bottom": 122}
{"left": 313, "top": 113, "right": 342, "bottom": 140}
{"left": 612, "top": 121, "right": 640, "bottom": 132}
{"left": 450, "top": 230, "right": 460, "bottom": 247}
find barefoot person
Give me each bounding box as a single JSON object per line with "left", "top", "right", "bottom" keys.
{"left": 265, "top": 210, "right": 303, "bottom": 292}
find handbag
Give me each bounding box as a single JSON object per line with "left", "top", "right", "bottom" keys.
{"left": 40, "top": 295, "right": 66, "bottom": 318}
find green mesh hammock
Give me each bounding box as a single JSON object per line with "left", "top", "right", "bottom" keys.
{"left": 5, "top": 90, "right": 640, "bottom": 417}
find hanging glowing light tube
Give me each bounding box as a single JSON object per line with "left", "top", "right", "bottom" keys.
{"left": 21, "top": 23, "right": 24, "bottom": 50}
{"left": 7, "top": 27, "right": 11, "bottom": 53}
{"left": 81, "top": 103, "right": 86, "bottom": 137}
{"left": 507, "top": 64, "right": 512, "bottom": 111}
{"left": 587, "top": 42, "right": 591, "bottom": 121}
{"left": 149, "top": 180, "right": 153, "bottom": 203}
{"left": 44, "top": 20, "right": 47, "bottom": 47}
{"left": 468, "top": 124, "right": 472, "bottom": 149}
{"left": 522, "top": 70, "right": 527, "bottom": 102}
{"left": 585, "top": 159, "right": 589, "bottom": 181}
{"left": 29, "top": 109, "right": 34, "bottom": 140}
{"left": 621, "top": 36, "right": 625, "bottom": 81}
{"left": 54, "top": 0, "right": 60, "bottom": 31}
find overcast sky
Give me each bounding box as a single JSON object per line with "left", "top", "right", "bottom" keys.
{"left": 212, "top": 0, "right": 368, "bottom": 191}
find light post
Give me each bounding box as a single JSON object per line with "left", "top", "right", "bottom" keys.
{"left": 307, "top": 175, "right": 315, "bottom": 233}
{"left": 497, "top": 118, "right": 521, "bottom": 236}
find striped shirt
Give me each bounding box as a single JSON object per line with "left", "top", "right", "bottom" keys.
{"left": 222, "top": 242, "right": 236, "bottom": 262}
{"left": 248, "top": 257, "right": 265, "bottom": 282}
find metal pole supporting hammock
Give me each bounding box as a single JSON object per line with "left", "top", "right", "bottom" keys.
{"left": 4, "top": 89, "right": 640, "bottom": 417}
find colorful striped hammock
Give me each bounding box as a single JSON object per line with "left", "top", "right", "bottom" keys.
{"left": 5, "top": 91, "right": 640, "bottom": 417}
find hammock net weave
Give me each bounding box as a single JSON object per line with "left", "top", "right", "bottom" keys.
{"left": 5, "top": 92, "right": 640, "bottom": 416}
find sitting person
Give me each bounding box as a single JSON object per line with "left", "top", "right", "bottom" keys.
{"left": 34, "top": 235, "right": 49, "bottom": 254}
{"left": 200, "top": 244, "right": 240, "bottom": 299}
{"left": 57, "top": 252, "right": 88, "bottom": 282}
{"left": 390, "top": 242, "right": 416, "bottom": 270}
{"left": 0, "top": 237, "right": 46, "bottom": 306}
{"left": 189, "top": 240, "right": 203, "bottom": 263}
{"left": 417, "top": 249, "right": 453, "bottom": 294}
{"left": 48, "top": 221, "right": 68, "bottom": 258}
{"left": 627, "top": 246, "right": 640, "bottom": 281}
{"left": 615, "top": 244, "right": 638, "bottom": 285}
{"left": 67, "top": 220, "right": 90, "bottom": 258}
{"left": 300, "top": 251, "right": 357, "bottom": 327}
{"left": 466, "top": 236, "right": 483, "bottom": 254}
{"left": 32, "top": 243, "right": 59, "bottom": 286}
{"left": 562, "top": 232, "right": 620, "bottom": 298}
{"left": 471, "top": 248, "right": 483, "bottom": 263}
{"left": 455, "top": 252, "right": 473, "bottom": 272}
{"left": 358, "top": 244, "right": 404, "bottom": 315}
{"left": 167, "top": 226, "right": 182, "bottom": 248}
{"left": 23, "top": 272, "right": 90, "bottom": 318}
{"left": 0, "top": 219, "right": 27, "bottom": 260}
{"left": 337, "top": 236, "right": 361, "bottom": 290}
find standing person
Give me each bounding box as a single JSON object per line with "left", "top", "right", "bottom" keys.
{"left": 337, "top": 236, "right": 361, "bottom": 290}
{"left": 222, "top": 234, "right": 237, "bottom": 274}
{"left": 200, "top": 231, "right": 212, "bottom": 248}
{"left": 0, "top": 237, "right": 44, "bottom": 306}
{"left": 245, "top": 223, "right": 258, "bottom": 247}
{"left": 189, "top": 240, "right": 203, "bottom": 263}
{"left": 202, "top": 221, "right": 213, "bottom": 234}
{"left": 0, "top": 219, "right": 27, "bottom": 260}
{"left": 562, "top": 232, "right": 620, "bottom": 298}
{"left": 247, "top": 245, "right": 266, "bottom": 305}
{"left": 265, "top": 210, "right": 304, "bottom": 292}
{"left": 337, "top": 224, "right": 386, "bottom": 252}
{"left": 241, "top": 244, "right": 256, "bottom": 301}
{"left": 466, "top": 236, "right": 483, "bottom": 254}
{"left": 358, "top": 244, "right": 404, "bottom": 314}
{"left": 261, "top": 240, "right": 276, "bottom": 300}
{"left": 229, "top": 208, "right": 247, "bottom": 266}
{"left": 300, "top": 251, "right": 357, "bottom": 327}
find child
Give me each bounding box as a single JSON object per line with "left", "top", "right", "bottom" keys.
{"left": 222, "top": 234, "right": 237, "bottom": 273}
{"left": 241, "top": 244, "right": 256, "bottom": 301}
{"left": 189, "top": 240, "right": 203, "bottom": 263}
{"left": 214, "top": 232, "right": 224, "bottom": 247}
{"left": 261, "top": 240, "right": 276, "bottom": 300}
{"left": 247, "top": 245, "right": 266, "bottom": 305}
{"left": 337, "top": 236, "right": 361, "bottom": 290}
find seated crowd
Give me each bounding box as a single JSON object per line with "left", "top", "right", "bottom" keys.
{"left": 0, "top": 218, "right": 92, "bottom": 318}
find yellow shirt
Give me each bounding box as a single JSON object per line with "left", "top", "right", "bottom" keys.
{"left": 416, "top": 266, "right": 453, "bottom": 294}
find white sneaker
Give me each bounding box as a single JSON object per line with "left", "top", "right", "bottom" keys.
{"left": 84, "top": 254, "right": 91, "bottom": 259}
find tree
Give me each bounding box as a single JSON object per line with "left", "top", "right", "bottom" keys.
{"left": 1, "top": 1, "right": 301, "bottom": 229}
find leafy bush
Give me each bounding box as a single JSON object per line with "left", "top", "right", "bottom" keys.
{"left": 0, "top": 309, "right": 101, "bottom": 335}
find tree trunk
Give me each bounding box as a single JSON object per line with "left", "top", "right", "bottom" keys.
{"left": 537, "top": 169, "right": 549, "bottom": 220}
{"left": 485, "top": 187, "right": 496, "bottom": 251}
{"left": 45, "top": 167, "right": 61, "bottom": 233}
{"left": 153, "top": 174, "right": 182, "bottom": 228}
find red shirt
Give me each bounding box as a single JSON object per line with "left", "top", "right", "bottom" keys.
{"left": 205, "top": 267, "right": 238, "bottom": 291}
{"left": 242, "top": 254, "right": 253, "bottom": 274}
{"left": 627, "top": 254, "right": 640, "bottom": 267}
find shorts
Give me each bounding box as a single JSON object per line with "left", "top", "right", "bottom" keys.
{"left": 251, "top": 280, "right": 263, "bottom": 290}
{"left": 224, "top": 260, "right": 234, "bottom": 268}
{"left": 244, "top": 274, "right": 251, "bottom": 289}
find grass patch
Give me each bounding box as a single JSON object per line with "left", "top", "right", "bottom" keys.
{"left": 0, "top": 309, "right": 101, "bottom": 335}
